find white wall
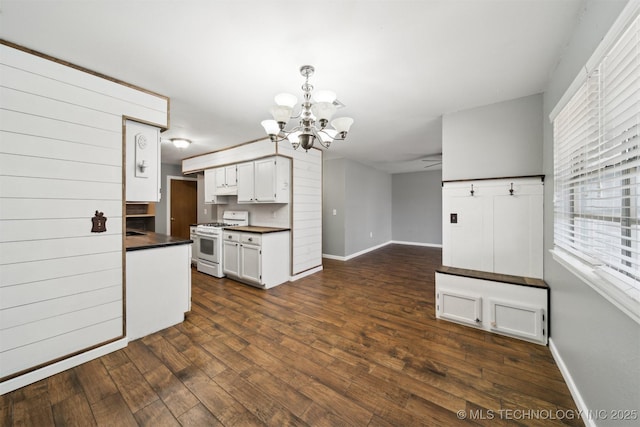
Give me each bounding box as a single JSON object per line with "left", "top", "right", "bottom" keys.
{"left": 542, "top": 1, "right": 639, "bottom": 424}
{"left": 443, "top": 93, "right": 543, "bottom": 180}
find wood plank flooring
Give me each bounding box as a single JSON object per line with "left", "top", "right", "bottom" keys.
{"left": 0, "top": 245, "right": 581, "bottom": 426}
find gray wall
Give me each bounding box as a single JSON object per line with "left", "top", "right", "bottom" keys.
{"left": 542, "top": 0, "right": 639, "bottom": 423}
{"left": 392, "top": 170, "right": 442, "bottom": 245}
{"left": 442, "top": 93, "right": 543, "bottom": 180}
{"left": 323, "top": 158, "right": 393, "bottom": 258}
{"left": 344, "top": 159, "right": 392, "bottom": 256}
{"left": 323, "top": 158, "right": 346, "bottom": 256}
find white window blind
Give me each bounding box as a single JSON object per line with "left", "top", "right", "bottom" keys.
{"left": 553, "top": 13, "right": 639, "bottom": 307}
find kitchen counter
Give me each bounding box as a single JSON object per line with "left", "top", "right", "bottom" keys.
{"left": 125, "top": 230, "right": 192, "bottom": 251}
{"left": 223, "top": 226, "right": 290, "bottom": 234}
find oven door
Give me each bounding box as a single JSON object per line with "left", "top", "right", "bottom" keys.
{"left": 197, "top": 233, "right": 220, "bottom": 264}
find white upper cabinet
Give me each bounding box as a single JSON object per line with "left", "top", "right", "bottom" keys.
{"left": 214, "top": 165, "right": 237, "bottom": 195}
{"left": 237, "top": 156, "right": 290, "bottom": 204}
{"left": 203, "top": 168, "right": 228, "bottom": 204}
{"left": 125, "top": 120, "right": 161, "bottom": 202}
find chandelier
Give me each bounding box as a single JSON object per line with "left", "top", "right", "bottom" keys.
{"left": 261, "top": 65, "right": 354, "bottom": 151}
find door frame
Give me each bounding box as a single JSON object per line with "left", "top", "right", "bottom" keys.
{"left": 165, "top": 175, "right": 197, "bottom": 235}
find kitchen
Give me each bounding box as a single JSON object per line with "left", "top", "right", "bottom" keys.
{"left": 3, "top": 2, "right": 634, "bottom": 424}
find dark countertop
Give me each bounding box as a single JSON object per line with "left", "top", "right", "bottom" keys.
{"left": 125, "top": 230, "right": 193, "bottom": 252}
{"left": 223, "top": 226, "right": 291, "bottom": 234}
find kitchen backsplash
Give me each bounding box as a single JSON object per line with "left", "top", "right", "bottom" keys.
{"left": 214, "top": 199, "right": 290, "bottom": 228}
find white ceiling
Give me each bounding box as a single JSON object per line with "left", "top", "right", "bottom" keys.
{"left": 0, "top": 0, "right": 584, "bottom": 173}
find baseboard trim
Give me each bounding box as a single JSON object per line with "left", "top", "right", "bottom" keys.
{"left": 290, "top": 265, "right": 323, "bottom": 281}
{"left": 391, "top": 240, "right": 443, "bottom": 248}
{"left": 0, "top": 338, "right": 128, "bottom": 395}
{"left": 548, "top": 338, "right": 594, "bottom": 427}
{"left": 323, "top": 241, "right": 392, "bottom": 261}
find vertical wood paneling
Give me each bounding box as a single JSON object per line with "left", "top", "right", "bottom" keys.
{"left": 0, "top": 42, "right": 168, "bottom": 381}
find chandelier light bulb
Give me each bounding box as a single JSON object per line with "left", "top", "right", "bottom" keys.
{"left": 270, "top": 105, "right": 293, "bottom": 124}
{"left": 274, "top": 93, "right": 298, "bottom": 108}
{"left": 310, "top": 102, "right": 337, "bottom": 123}
{"left": 331, "top": 117, "right": 354, "bottom": 134}
{"left": 313, "top": 90, "right": 337, "bottom": 103}
{"left": 261, "top": 119, "right": 280, "bottom": 136}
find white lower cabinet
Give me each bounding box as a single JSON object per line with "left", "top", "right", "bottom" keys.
{"left": 126, "top": 244, "right": 191, "bottom": 341}
{"left": 223, "top": 230, "right": 290, "bottom": 288}
{"left": 435, "top": 272, "right": 548, "bottom": 345}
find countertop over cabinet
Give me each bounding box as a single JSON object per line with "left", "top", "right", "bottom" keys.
{"left": 125, "top": 230, "right": 192, "bottom": 251}
{"left": 223, "top": 226, "right": 290, "bottom": 234}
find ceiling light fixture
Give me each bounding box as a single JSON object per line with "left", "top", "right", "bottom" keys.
{"left": 171, "top": 138, "right": 191, "bottom": 149}
{"left": 261, "top": 65, "right": 354, "bottom": 151}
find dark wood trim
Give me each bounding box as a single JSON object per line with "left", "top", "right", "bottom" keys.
{"left": 436, "top": 265, "right": 549, "bottom": 289}
{"left": 442, "top": 174, "right": 545, "bottom": 185}
{"left": 181, "top": 137, "right": 270, "bottom": 162}
{"left": 1, "top": 40, "right": 170, "bottom": 121}
{"left": 0, "top": 335, "right": 124, "bottom": 383}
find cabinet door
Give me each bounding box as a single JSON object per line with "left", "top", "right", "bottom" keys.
{"left": 254, "top": 158, "right": 276, "bottom": 202}
{"left": 204, "top": 169, "right": 217, "bottom": 202}
{"left": 225, "top": 165, "right": 237, "bottom": 190}
{"left": 223, "top": 240, "right": 240, "bottom": 276}
{"left": 489, "top": 299, "right": 545, "bottom": 344}
{"left": 438, "top": 289, "right": 482, "bottom": 327}
{"left": 126, "top": 120, "right": 160, "bottom": 202}
{"left": 237, "top": 162, "right": 255, "bottom": 202}
{"left": 240, "top": 244, "right": 261, "bottom": 284}
{"left": 214, "top": 167, "right": 226, "bottom": 193}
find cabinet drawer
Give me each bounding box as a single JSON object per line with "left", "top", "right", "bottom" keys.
{"left": 224, "top": 232, "right": 239, "bottom": 242}
{"left": 241, "top": 233, "right": 261, "bottom": 245}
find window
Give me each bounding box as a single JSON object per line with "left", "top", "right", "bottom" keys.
{"left": 553, "top": 11, "right": 639, "bottom": 323}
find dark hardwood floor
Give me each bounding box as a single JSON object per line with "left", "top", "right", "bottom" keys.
{"left": 0, "top": 245, "right": 581, "bottom": 426}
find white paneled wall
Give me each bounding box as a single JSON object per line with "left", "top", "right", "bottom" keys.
{"left": 442, "top": 177, "right": 544, "bottom": 278}
{"left": 0, "top": 43, "right": 168, "bottom": 383}
{"left": 278, "top": 142, "right": 323, "bottom": 275}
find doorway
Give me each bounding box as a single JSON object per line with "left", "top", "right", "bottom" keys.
{"left": 169, "top": 178, "right": 197, "bottom": 239}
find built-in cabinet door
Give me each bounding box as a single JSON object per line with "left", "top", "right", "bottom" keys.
{"left": 240, "top": 244, "right": 261, "bottom": 284}
{"left": 126, "top": 120, "right": 161, "bottom": 202}
{"left": 223, "top": 239, "right": 240, "bottom": 277}
{"left": 204, "top": 169, "right": 216, "bottom": 202}
{"left": 236, "top": 162, "right": 254, "bottom": 202}
{"left": 215, "top": 165, "right": 237, "bottom": 195}
{"left": 254, "top": 158, "right": 276, "bottom": 202}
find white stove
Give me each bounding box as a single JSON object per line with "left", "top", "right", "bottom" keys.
{"left": 196, "top": 211, "right": 248, "bottom": 278}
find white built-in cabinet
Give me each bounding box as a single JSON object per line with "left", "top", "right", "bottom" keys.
{"left": 223, "top": 230, "right": 290, "bottom": 288}
{"left": 214, "top": 165, "right": 237, "bottom": 195}
{"left": 237, "top": 156, "right": 291, "bottom": 203}
{"left": 203, "top": 168, "right": 228, "bottom": 204}
{"left": 437, "top": 176, "right": 548, "bottom": 345}
{"left": 442, "top": 177, "right": 544, "bottom": 278}
{"left": 125, "top": 120, "right": 161, "bottom": 202}
{"left": 435, "top": 270, "right": 548, "bottom": 344}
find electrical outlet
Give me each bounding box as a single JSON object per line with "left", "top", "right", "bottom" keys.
{"left": 332, "top": 209, "right": 337, "bottom": 216}
{"left": 369, "top": 231, "right": 373, "bottom": 238}
{"left": 204, "top": 208, "right": 208, "bottom": 215}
